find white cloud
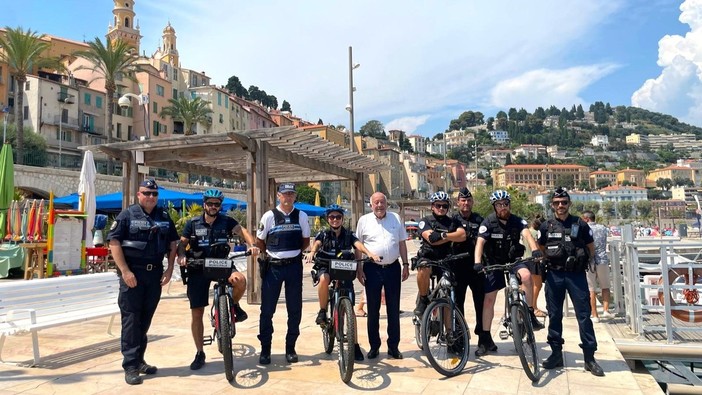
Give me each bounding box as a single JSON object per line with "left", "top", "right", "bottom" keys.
{"left": 490, "top": 65, "right": 619, "bottom": 110}
{"left": 385, "top": 115, "right": 431, "bottom": 133}
{"left": 632, "top": 0, "right": 702, "bottom": 124}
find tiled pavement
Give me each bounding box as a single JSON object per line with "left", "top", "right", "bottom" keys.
{"left": 0, "top": 240, "right": 663, "bottom": 394}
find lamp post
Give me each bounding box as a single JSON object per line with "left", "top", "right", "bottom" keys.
{"left": 118, "top": 92, "right": 150, "bottom": 139}
{"left": 57, "top": 97, "right": 71, "bottom": 168}
{"left": 1, "top": 106, "right": 9, "bottom": 143}
{"left": 346, "top": 46, "right": 360, "bottom": 153}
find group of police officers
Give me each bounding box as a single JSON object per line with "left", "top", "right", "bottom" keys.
{"left": 109, "top": 179, "right": 604, "bottom": 385}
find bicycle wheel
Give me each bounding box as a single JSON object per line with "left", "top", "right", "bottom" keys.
{"left": 218, "top": 294, "right": 234, "bottom": 381}
{"left": 413, "top": 315, "right": 423, "bottom": 350}
{"left": 337, "top": 298, "right": 356, "bottom": 383}
{"left": 323, "top": 297, "right": 335, "bottom": 354}
{"left": 510, "top": 302, "right": 540, "bottom": 382}
{"left": 421, "top": 299, "right": 470, "bottom": 377}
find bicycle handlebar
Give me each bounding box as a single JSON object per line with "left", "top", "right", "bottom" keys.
{"left": 481, "top": 256, "right": 540, "bottom": 273}
{"left": 414, "top": 251, "right": 474, "bottom": 270}
{"left": 186, "top": 250, "right": 252, "bottom": 265}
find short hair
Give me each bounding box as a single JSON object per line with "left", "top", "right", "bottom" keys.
{"left": 582, "top": 210, "right": 596, "bottom": 222}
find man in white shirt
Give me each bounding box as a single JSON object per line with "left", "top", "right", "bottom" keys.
{"left": 356, "top": 192, "right": 409, "bottom": 360}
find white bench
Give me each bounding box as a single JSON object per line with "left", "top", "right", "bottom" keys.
{"left": 0, "top": 272, "right": 120, "bottom": 366}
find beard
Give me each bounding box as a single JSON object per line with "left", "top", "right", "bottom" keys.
{"left": 496, "top": 209, "right": 510, "bottom": 221}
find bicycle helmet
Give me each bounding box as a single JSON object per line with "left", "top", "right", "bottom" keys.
{"left": 325, "top": 204, "right": 344, "bottom": 217}
{"left": 552, "top": 186, "right": 570, "bottom": 200}
{"left": 429, "top": 191, "right": 450, "bottom": 203}
{"left": 489, "top": 190, "right": 511, "bottom": 204}
{"left": 457, "top": 187, "right": 472, "bottom": 199}
{"left": 203, "top": 188, "right": 224, "bottom": 201}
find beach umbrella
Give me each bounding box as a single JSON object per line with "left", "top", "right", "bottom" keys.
{"left": 0, "top": 143, "right": 13, "bottom": 240}
{"left": 10, "top": 201, "right": 21, "bottom": 242}
{"left": 33, "top": 199, "right": 45, "bottom": 241}
{"left": 314, "top": 191, "right": 321, "bottom": 228}
{"left": 79, "top": 151, "right": 97, "bottom": 247}
{"left": 26, "top": 199, "right": 37, "bottom": 242}
{"left": 20, "top": 200, "right": 29, "bottom": 242}
{"left": 4, "top": 200, "right": 15, "bottom": 241}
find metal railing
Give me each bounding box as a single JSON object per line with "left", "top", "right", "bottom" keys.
{"left": 51, "top": 115, "right": 80, "bottom": 127}
{"left": 613, "top": 225, "right": 702, "bottom": 343}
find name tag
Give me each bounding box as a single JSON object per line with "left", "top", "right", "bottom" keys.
{"left": 548, "top": 232, "right": 563, "bottom": 238}
{"left": 205, "top": 258, "right": 231, "bottom": 268}
{"left": 330, "top": 260, "right": 357, "bottom": 271}
{"left": 195, "top": 228, "right": 208, "bottom": 236}
{"left": 491, "top": 233, "right": 503, "bottom": 239}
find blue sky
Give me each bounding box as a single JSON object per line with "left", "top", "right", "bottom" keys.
{"left": 3, "top": 1, "right": 696, "bottom": 137}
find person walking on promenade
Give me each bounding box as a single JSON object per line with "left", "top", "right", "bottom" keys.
{"left": 355, "top": 192, "right": 409, "bottom": 360}
{"left": 473, "top": 190, "right": 544, "bottom": 357}
{"left": 256, "top": 183, "right": 310, "bottom": 365}
{"left": 527, "top": 217, "right": 547, "bottom": 318}
{"left": 581, "top": 210, "right": 613, "bottom": 322}
{"left": 537, "top": 187, "right": 604, "bottom": 377}
{"left": 451, "top": 187, "right": 486, "bottom": 339}
{"left": 107, "top": 179, "right": 179, "bottom": 385}
{"left": 178, "top": 188, "right": 259, "bottom": 370}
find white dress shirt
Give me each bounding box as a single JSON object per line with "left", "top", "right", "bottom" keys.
{"left": 355, "top": 211, "right": 407, "bottom": 265}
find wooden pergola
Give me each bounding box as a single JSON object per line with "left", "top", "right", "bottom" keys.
{"left": 83, "top": 126, "right": 387, "bottom": 303}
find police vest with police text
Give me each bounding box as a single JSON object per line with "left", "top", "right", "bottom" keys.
{"left": 187, "top": 214, "right": 235, "bottom": 258}
{"left": 543, "top": 215, "right": 588, "bottom": 269}
{"left": 121, "top": 204, "right": 171, "bottom": 261}
{"left": 418, "top": 214, "right": 454, "bottom": 260}
{"left": 266, "top": 208, "right": 303, "bottom": 252}
{"left": 483, "top": 214, "right": 524, "bottom": 265}
{"left": 452, "top": 212, "right": 483, "bottom": 256}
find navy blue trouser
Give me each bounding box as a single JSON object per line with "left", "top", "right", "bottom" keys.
{"left": 545, "top": 269, "right": 597, "bottom": 354}
{"left": 363, "top": 260, "right": 401, "bottom": 350}
{"left": 453, "top": 263, "right": 485, "bottom": 336}
{"left": 258, "top": 261, "right": 303, "bottom": 349}
{"left": 118, "top": 266, "right": 163, "bottom": 370}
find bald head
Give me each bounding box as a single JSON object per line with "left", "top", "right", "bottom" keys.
{"left": 370, "top": 192, "right": 388, "bottom": 218}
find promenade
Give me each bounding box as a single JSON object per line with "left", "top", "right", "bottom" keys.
{"left": 0, "top": 239, "right": 663, "bottom": 394}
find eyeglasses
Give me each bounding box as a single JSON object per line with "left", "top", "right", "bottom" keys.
{"left": 327, "top": 215, "right": 343, "bottom": 220}
{"left": 494, "top": 202, "right": 510, "bottom": 208}
{"left": 433, "top": 204, "right": 449, "bottom": 210}
{"left": 140, "top": 191, "right": 158, "bottom": 197}
{"left": 205, "top": 201, "right": 221, "bottom": 207}
{"left": 552, "top": 200, "right": 570, "bottom": 206}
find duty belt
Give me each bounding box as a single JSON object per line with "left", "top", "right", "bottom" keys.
{"left": 269, "top": 256, "right": 301, "bottom": 266}
{"left": 131, "top": 263, "right": 160, "bottom": 271}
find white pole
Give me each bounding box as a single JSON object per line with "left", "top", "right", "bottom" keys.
{"left": 58, "top": 102, "right": 63, "bottom": 168}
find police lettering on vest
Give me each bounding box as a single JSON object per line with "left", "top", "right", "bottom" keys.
{"left": 452, "top": 212, "right": 483, "bottom": 256}
{"left": 183, "top": 214, "right": 239, "bottom": 258}
{"left": 417, "top": 214, "right": 461, "bottom": 260}
{"left": 540, "top": 214, "right": 593, "bottom": 272}
{"left": 266, "top": 208, "right": 303, "bottom": 252}
{"left": 479, "top": 213, "right": 526, "bottom": 265}
{"left": 112, "top": 204, "right": 173, "bottom": 267}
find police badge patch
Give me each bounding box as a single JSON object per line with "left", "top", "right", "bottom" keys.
{"left": 110, "top": 221, "right": 118, "bottom": 230}
{"left": 258, "top": 222, "right": 265, "bottom": 231}
{"left": 418, "top": 221, "right": 426, "bottom": 229}
{"left": 478, "top": 225, "right": 487, "bottom": 233}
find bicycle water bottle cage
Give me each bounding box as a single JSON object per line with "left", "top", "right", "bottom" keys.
{"left": 209, "top": 242, "right": 231, "bottom": 259}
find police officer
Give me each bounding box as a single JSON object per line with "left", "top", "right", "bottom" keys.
{"left": 178, "top": 188, "right": 259, "bottom": 370}
{"left": 306, "top": 204, "right": 381, "bottom": 362}
{"left": 537, "top": 187, "right": 604, "bottom": 377}
{"left": 473, "top": 190, "right": 543, "bottom": 357}
{"left": 255, "top": 183, "right": 311, "bottom": 365}
{"left": 108, "top": 179, "right": 179, "bottom": 385}
{"left": 451, "top": 187, "right": 486, "bottom": 338}
{"left": 414, "top": 191, "right": 466, "bottom": 317}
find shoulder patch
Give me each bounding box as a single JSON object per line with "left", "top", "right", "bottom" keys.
{"left": 589, "top": 229, "right": 593, "bottom": 236}
{"left": 110, "top": 221, "right": 118, "bottom": 230}
{"left": 258, "top": 222, "right": 265, "bottom": 231}
{"left": 521, "top": 219, "right": 528, "bottom": 226}
{"left": 478, "top": 225, "right": 487, "bottom": 234}
{"left": 418, "top": 221, "right": 426, "bottom": 229}
{"left": 537, "top": 230, "right": 542, "bottom": 239}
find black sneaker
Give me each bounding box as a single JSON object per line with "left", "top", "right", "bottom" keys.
{"left": 234, "top": 304, "right": 248, "bottom": 323}
{"left": 315, "top": 309, "right": 327, "bottom": 326}
{"left": 354, "top": 344, "right": 364, "bottom": 361}
{"left": 542, "top": 351, "right": 564, "bottom": 369}
{"left": 138, "top": 362, "right": 158, "bottom": 375}
{"left": 474, "top": 343, "right": 489, "bottom": 357}
{"left": 125, "top": 368, "right": 143, "bottom": 385}
{"left": 190, "top": 351, "right": 206, "bottom": 370}
{"left": 530, "top": 311, "right": 545, "bottom": 331}
{"left": 414, "top": 296, "right": 430, "bottom": 317}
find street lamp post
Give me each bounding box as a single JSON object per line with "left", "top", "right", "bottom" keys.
{"left": 118, "top": 92, "right": 150, "bottom": 139}
{"left": 1, "top": 106, "right": 9, "bottom": 143}
{"left": 347, "top": 46, "right": 360, "bottom": 153}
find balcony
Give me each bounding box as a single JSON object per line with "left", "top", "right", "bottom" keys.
{"left": 81, "top": 125, "right": 105, "bottom": 135}
{"left": 57, "top": 92, "right": 75, "bottom": 104}
{"left": 51, "top": 115, "right": 80, "bottom": 128}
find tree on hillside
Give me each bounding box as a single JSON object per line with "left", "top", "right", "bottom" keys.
{"left": 673, "top": 176, "right": 694, "bottom": 187}
{"left": 596, "top": 179, "right": 612, "bottom": 189}
{"left": 359, "top": 120, "right": 386, "bottom": 138}
{"left": 159, "top": 96, "right": 213, "bottom": 135}
{"left": 281, "top": 100, "right": 291, "bottom": 112}
{"left": 398, "top": 131, "right": 413, "bottom": 152}
{"left": 3, "top": 124, "right": 48, "bottom": 166}
{"left": 295, "top": 185, "right": 326, "bottom": 206}
{"left": 487, "top": 117, "right": 494, "bottom": 131}
{"left": 74, "top": 37, "right": 139, "bottom": 173}
{"left": 0, "top": 27, "right": 63, "bottom": 164}
{"left": 576, "top": 104, "right": 585, "bottom": 119}
{"left": 555, "top": 174, "right": 575, "bottom": 189}
{"left": 636, "top": 200, "right": 653, "bottom": 223}
{"left": 656, "top": 178, "right": 673, "bottom": 190}
{"left": 601, "top": 201, "right": 616, "bottom": 222}
{"left": 432, "top": 132, "right": 444, "bottom": 140}
{"left": 508, "top": 107, "right": 518, "bottom": 121}
{"left": 618, "top": 201, "right": 633, "bottom": 220}
{"left": 448, "top": 110, "right": 484, "bottom": 130}
{"left": 226, "top": 75, "right": 248, "bottom": 98}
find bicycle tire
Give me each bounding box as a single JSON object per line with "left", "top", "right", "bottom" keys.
{"left": 421, "top": 299, "right": 470, "bottom": 377}
{"left": 414, "top": 315, "right": 423, "bottom": 350}
{"left": 510, "top": 302, "right": 540, "bottom": 382}
{"left": 323, "top": 297, "right": 335, "bottom": 354}
{"left": 218, "top": 294, "right": 234, "bottom": 381}
{"left": 337, "top": 298, "right": 356, "bottom": 383}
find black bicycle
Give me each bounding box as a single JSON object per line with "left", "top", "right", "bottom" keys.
{"left": 185, "top": 243, "right": 250, "bottom": 382}
{"left": 412, "top": 252, "right": 472, "bottom": 377}
{"left": 483, "top": 257, "right": 541, "bottom": 382}
{"left": 312, "top": 250, "right": 369, "bottom": 383}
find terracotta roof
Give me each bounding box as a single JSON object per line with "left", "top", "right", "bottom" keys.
{"left": 503, "top": 164, "right": 588, "bottom": 169}
{"left": 590, "top": 171, "right": 616, "bottom": 175}
{"left": 600, "top": 185, "right": 647, "bottom": 191}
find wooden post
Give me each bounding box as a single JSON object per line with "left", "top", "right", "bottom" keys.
{"left": 247, "top": 141, "right": 269, "bottom": 304}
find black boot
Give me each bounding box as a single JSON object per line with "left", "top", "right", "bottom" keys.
{"left": 584, "top": 350, "right": 604, "bottom": 376}
{"left": 529, "top": 307, "right": 545, "bottom": 331}
{"left": 259, "top": 345, "right": 271, "bottom": 365}
{"left": 542, "top": 349, "right": 564, "bottom": 369}
{"left": 414, "top": 295, "right": 430, "bottom": 317}
{"left": 475, "top": 331, "right": 496, "bottom": 357}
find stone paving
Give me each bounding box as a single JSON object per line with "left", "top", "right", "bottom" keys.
{"left": 0, "top": 239, "right": 663, "bottom": 394}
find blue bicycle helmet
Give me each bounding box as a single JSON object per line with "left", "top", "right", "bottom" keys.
{"left": 429, "top": 191, "right": 450, "bottom": 203}
{"left": 203, "top": 188, "right": 224, "bottom": 201}
{"left": 489, "top": 190, "right": 511, "bottom": 204}
{"left": 325, "top": 204, "right": 344, "bottom": 217}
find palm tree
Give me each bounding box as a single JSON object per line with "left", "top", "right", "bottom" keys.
{"left": 0, "top": 27, "right": 61, "bottom": 164}
{"left": 73, "top": 37, "right": 139, "bottom": 173}
{"left": 159, "top": 96, "right": 213, "bottom": 135}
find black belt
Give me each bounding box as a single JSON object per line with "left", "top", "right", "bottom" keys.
{"left": 269, "top": 255, "right": 301, "bottom": 266}
{"left": 370, "top": 259, "right": 399, "bottom": 268}
{"left": 130, "top": 263, "right": 161, "bottom": 271}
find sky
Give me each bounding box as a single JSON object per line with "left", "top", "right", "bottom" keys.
{"left": 3, "top": 0, "right": 698, "bottom": 137}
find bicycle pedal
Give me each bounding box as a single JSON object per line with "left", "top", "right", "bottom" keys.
{"left": 498, "top": 330, "right": 509, "bottom": 340}
{"left": 203, "top": 335, "right": 214, "bottom": 346}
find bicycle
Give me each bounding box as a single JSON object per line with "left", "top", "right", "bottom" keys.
{"left": 312, "top": 250, "right": 370, "bottom": 383}
{"left": 184, "top": 243, "right": 251, "bottom": 382}
{"left": 482, "top": 257, "right": 541, "bottom": 382}
{"left": 412, "top": 251, "right": 472, "bottom": 377}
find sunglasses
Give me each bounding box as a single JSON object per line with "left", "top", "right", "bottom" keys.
{"left": 205, "top": 201, "right": 222, "bottom": 207}
{"left": 327, "top": 215, "right": 343, "bottom": 220}
{"left": 433, "top": 204, "right": 449, "bottom": 209}
{"left": 552, "top": 200, "right": 570, "bottom": 206}
{"left": 140, "top": 191, "right": 158, "bottom": 197}
{"left": 494, "top": 202, "right": 510, "bottom": 208}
